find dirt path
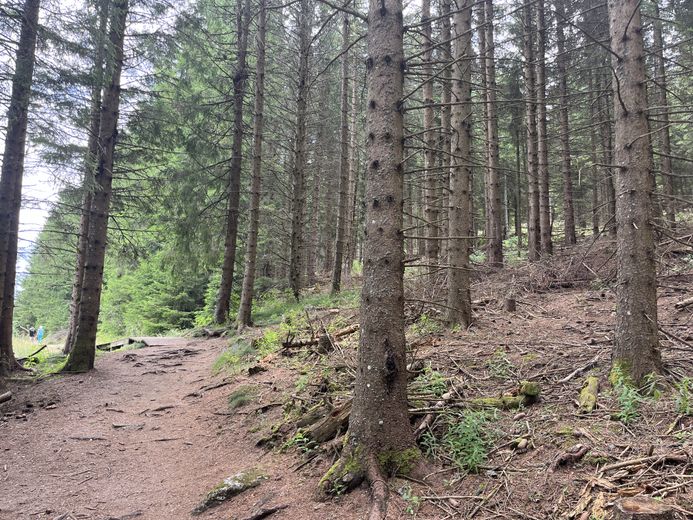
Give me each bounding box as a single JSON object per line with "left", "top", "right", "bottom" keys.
{"left": 0, "top": 338, "right": 366, "bottom": 520}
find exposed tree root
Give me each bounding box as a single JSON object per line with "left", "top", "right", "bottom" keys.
{"left": 365, "top": 454, "right": 388, "bottom": 520}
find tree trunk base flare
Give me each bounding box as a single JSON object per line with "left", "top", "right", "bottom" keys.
{"left": 613, "top": 497, "right": 674, "bottom": 520}
{"left": 578, "top": 376, "right": 599, "bottom": 413}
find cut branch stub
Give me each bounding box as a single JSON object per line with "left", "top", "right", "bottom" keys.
{"left": 613, "top": 497, "right": 674, "bottom": 520}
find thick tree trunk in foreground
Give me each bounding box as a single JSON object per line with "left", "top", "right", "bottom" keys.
{"left": 523, "top": 0, "right": 540, "bottom": 261}
{"left": 289, "top": 0, "right": 312, "bottom": 301}
{"left": 447, "top": 0, "right": 473, "bottom": 327}
{"left": 608, "top": 0, "right": 662, "bottom": 384}
{"left": 331, "top": 11, "right": 351, "bottom": 293}
{"left": 482, "top": 0, "right": 502, "bottom": 266}
{"left": 320, "top": 0, "right": 418, "bottom": 513}
{"left": 65, "top": 0, "right": 109, "bottom": 354}
{"left": 237, "top": 0, "right": 267, "bottom": 328}
{"left": 215, "top": 0, "right": 251, "bottom": 324}
{"left": 0, "top": 0, "right": 41, "bottom": 376}
{"left": 555, "top": 0, "right": 576, "bottom": 245}
{"left": 63, "top": 0, "right": 128, "bottom": 373}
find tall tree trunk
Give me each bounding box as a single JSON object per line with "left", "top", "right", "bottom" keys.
{"left": 319, "top": 0, "right": 417, "bottom": 511}
{"left": 237, "top": 0, "right": 267, "bottom": 328}
{"left": 0, "top": 0, "right": 41, "bottom": 376}
{"left": 439, "top": 0, "right": 452, "bottom": 267}
{"left": 483, "top": 0, "right": 503, "bottom": 266}
{"left": 331, "top": 11, "right": 351, "bottom": 293}
{"left": 652, "top": 0, "right": 675, "bottom": 228}
{"left": 607, "top": 0, "right": 661, "bottom": 384}
{"left": 289, "top": 0, "right": 312, "bottom": 301}
{"left": 588, "top": 68, "right": 601, "bottom": 236}
{"left": 63, "top": 0, "right": 129, "bottom": 373}
{"left": 65, "top": 0, "right": 109, "bottom": 354}
{"left": 535, "top": 0, "right": 552, "bottom": 255}
{"left": 344, "top": 58, "right": 360, "bottom": 275}
{"left": 422, "top": 0, "right": 439, "bottom": 273}
{"left": 523, "top": 0, "right": 540, "bottom": 261}
{"left": 215, "top": 0, "right": 251, "bottom": 324}
{"left": 447, "top": 0, "right": 473, "bottom": 327}
{"left": 597, "top": 71, "right": 617, "bottom": 237}
{"left": 555, "top": 0, "right": 576, "bottom": 245}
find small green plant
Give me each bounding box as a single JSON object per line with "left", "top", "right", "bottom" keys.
{"left": 398, "top": 484, "right": 421, "bottom": 515}
{"left": 227, "top": 385, "right": 257, "bottom": 412}
{"left": 611, "top": 365, "right": 641, "bottom": 424}
{"left": 256, "top": 329, "right": 281, "bottom": 357}
{"left": 294, "top": 373, "right": 311, "bottom": 392}
{"left": 409, "top": 313, "right": 442, "bottom": 336}
{"left": 422, "top": 410, "right": 495, "bottom": 473}
{"left": 487, "top": 349, "right": 512, "bottom": 379}
{"left": 412, "top": 366, "right": 448, "bottom": 397}
{"left": 675, "top": 377, "right": 692, "bottom": 415}
{"left": 281, "top": 430, "right": 315, "bottom": 453}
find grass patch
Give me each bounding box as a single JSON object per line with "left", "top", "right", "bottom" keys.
{"left": 228, "top": 385, "right": 258, "bottom": 412}
{"left": 675, "top": 377, "right": 692, "bottom": 416}
{"left": 212, "top": 339, "right": 257, "bottom": 375}
{"left": 252, "top": 288, "right": 359, "bottom": 326}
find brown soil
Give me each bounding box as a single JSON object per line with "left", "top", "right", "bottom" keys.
{"left": 1, "top": 237, "right": 692, "bottom": 520}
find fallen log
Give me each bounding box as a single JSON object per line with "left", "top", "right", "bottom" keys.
{"left": 674, "top": 296, "right": 693, "bottom": 310}
{"left": 282, "top": 324, "right": 359, "bottom": 350}
{"left": 16, "top": 344, "right": 48, "bottom": 363}
{"left": 578, "top": 376, "right": 599, "bottom": 413}
{"left": 600, "top": 453, "right": 689, "bottom": 474}
{"left": 305, "top": 400, "right": 352, "bottom": 443}
{"left": 468, "top": 381, "right": 540, "bottom": 410}
{"left": 613, "top": 497, "right": 674, "bottom": 520}
{"left": 0, "top": 391, "right": 12, "bottom": 404}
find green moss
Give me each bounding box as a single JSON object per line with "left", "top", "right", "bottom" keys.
{"left": 583, "top": 455, "right": 610, "bottom": 466}
{"left": 378, "top": 447, "right": 421, "bottom": 475}
{"left": 319, "top": 445, "right": 364, "bottom": 495}
{"left": 519, "top": 381, "right": 541, "bottom": 397}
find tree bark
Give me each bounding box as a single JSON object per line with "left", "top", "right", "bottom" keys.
{"left": 65, "top": 0, "right": 109, "bottom": 354}
{"left": 215, "top": 0, "right": 251, "bottom": 324}
{"left": 439, "top": 0, "right": 452, "bottom": 267}
{"left": 63, "top": 0, "right": 128, "bottom": 373}
{"left": 608, "top": 0, "right": 662, "bottom": 384}
{"left": 237, "top": 0, "right": 267, "bottom": 328}
{"left": 588, "top": 69, "right": 601, "bottom": 237}
{"left": 651, "top": 0, "right": 675, "bottom": 228}
{"left": 422, "top": 0, "right": 439, "bottom": 273}
{"left": 0, "top": 0, "right": 41, "bottom": 376}
{"left": 535, "top": 0, "right": 552, "bottom": 256}
{"left": 522, "top": 0, "right": 540, "bottom": 261}
{"left": 482, "top": 0, "right": 503, "bottom": 266}
{"left": 447, "top": 0, "right": 473, "bottom": 327}
{"left": 289, "top": 0, "right": 312, "bottom": 301}
{"left": 320, "top": 0, "right": 417, "bottom": 510}
{"left": 555, "top": 0, "right": 576, "bottom": 245}
{"left": 331, "top": 10, "right": 351, "bottom": 293}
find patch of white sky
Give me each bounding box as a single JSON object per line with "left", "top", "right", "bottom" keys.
{"left": 0, "top": 0, "right": 189, "bottom": 285}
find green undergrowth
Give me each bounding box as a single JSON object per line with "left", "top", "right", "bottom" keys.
{"left": 251, "top": 288, "right": 359, "bottom": 326}
{"left": 227, "top": 385, "right": 258, "bottom": 412}
{"left": 420, "top": 410, "right": 497, "bottom": 473}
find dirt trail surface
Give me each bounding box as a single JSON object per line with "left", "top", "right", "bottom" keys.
{"left": 0, "top": 338, "right": 367, "bottom": 520}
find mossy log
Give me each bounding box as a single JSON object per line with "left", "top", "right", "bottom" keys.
{"left": 613, "top": 497, "right": 674, "bottom": 520}
{"left": 578, "top": 376, "right": 599, "bottom": 413}
{"left": 192, "top": 469, "right": 267, "bottom": 515}
{"left": 468, "top": 381, "right": 540, "bottom": 410}
{"left": 306, "top": 400, "right": 352, "bottom": 443}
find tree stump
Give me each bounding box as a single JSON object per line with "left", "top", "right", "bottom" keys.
{"left": 613, "top": 497, "right": 674, "bottom": 520}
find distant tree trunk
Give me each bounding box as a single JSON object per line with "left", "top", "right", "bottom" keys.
{"left": 447, "top": 0, "right": 473, "bottom": 327}
{"left": 651, "top": 0, "right": 675, "bottom": 228}
{"left": 344, "top": 59, "right": 360, "bottom": 275}
{"left": 306, "top": 154, "right": 320, "bottom": 285}
{"left": 482, "top": 0, "right": 503, "bottom": 266}
{"left": 65, "top": 0, "right": 109, "bottom": 355}
{"left": 215, "top": 0, "right": 251, "bottom": 324}
{"left": 535, "top": 0, "right": 552, "bottom": 255}
{"left": 608, "top": 0, "right": 661, "bottom": 384}
{"left": 588, "top": 69, "right": 601, "bottom": 236}
{"left": 289, "top": 0, "right": 312, "bottom": 301}
{"left": 555, "top": 0, "right": 576, "bottom": 245}
{"left": 439, "top": 0, "right": 452, "bottom": 266}
{"left": 237, "top": 0, "right": 267, "bottom": 328}
{"left": 63, "top": 0, "right": 129, "bottom": 373}
{"left": 319, "top": 0, "right": 417, "bottom": 510}
{"left": 422, "top": 0, "right": 439, "bottom": 273}
{"left": 0, "top": 0, "right": 41, "bottom": 376}
{"left": 523, "top": 0, "right": 540, "bottom": 261}
{"left": 331, "top": 11, "right": 351, "bottom": 293}
{"left": 598, "top": 71, "right": 617, "bottom": 237}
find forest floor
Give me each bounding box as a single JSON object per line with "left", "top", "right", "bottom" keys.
{"left": 1, "top": 232, "right": 692, "bottom": 520}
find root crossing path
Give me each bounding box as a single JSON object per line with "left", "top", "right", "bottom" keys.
{"left": 0, "top": 338, "right": 365, "bottom": 520}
